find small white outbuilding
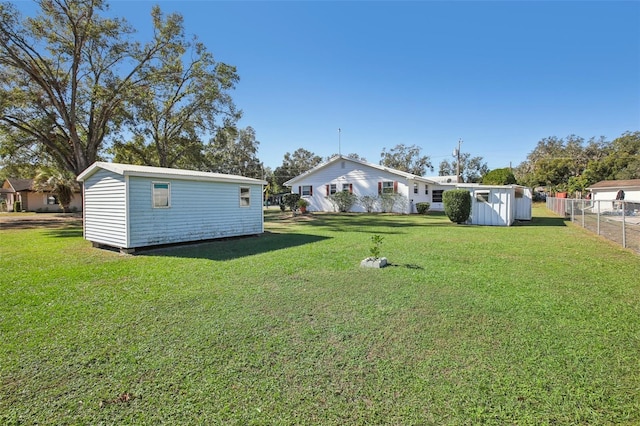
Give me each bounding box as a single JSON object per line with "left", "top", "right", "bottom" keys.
{"left": 457, "top": 184, "right": 532, "bottom": 226}
{"left": 587, "top": 179, "right": 640, "bottom": 213}
{"left": 77, "top": 162, "right": 266, "bottom": 252}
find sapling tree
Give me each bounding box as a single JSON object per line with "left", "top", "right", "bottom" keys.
{"left": 369, "top": 235, "right": 384, "bottom": 259}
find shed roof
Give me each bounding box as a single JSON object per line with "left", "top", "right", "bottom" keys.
{"left": 283, "top": 154, "right": 441, "bottom": 186}
{"left": 587, "top": 179, "right": 640, "bottom": 190}
{"left": 77, "top": 162, "right": 267, "bottom": 185}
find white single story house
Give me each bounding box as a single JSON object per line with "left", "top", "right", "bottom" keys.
{"left": 283, "top": 154, "right": 532, "bottom": 226}
{"left": 283, "top": 155, "right": 457, "bottom": 214}
{"left": 77, "top": 162, "right": 266, "bottom": 253}
{"left": 458, "top": 184, "right": 532, "bottom": 226}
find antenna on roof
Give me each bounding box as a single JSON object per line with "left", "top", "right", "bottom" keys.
{"left": 338, "top": 128, "right": 342, "bottom": 156}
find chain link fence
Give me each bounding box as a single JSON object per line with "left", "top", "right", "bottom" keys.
{"left": 546, "top": 197, "right": 640, "bottom": 253}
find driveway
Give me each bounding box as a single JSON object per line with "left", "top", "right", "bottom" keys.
{"left": 0, "top": 213, "right": 83, "bottom": 230}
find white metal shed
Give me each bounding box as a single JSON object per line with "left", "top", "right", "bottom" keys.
{"left": 456, "top": 184, "right": 532, "bottom": 226}
{"left": 77, "top": 162, "right": 266, "bottom": 252}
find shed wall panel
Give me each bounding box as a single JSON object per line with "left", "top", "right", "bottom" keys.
{"left": 468, "top": 188, "right": 513, "bottom": 226}
{"left": 127, "top": 177, "right": 263, "bottom": 248}
{"left": 82, "top": 170, "right": 127, "bottom": 247}
{"left": 514, "top": 187, "right": 532, "bottom": 220}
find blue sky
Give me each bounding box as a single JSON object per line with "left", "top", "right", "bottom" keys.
{"left": 15, "top": 1, "right": 640, "bottom": 173}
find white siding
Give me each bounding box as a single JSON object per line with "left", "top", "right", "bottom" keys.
{"left": 83, "top": 169, "right": 128, "bottom": 247}
{"left": 127, "top": 177, "right": 263, "bottom": 248}
{"left": 514, "top": 187, "right": 532, "bottom": 220}
{"left": 467, "top": 187, "right": 514, "bottom": 226}
{"left": 592, "top": 189, "right": 640, "bottom": 202}
{"left": 290, "top": 159, "right": 423, "bottom": 213}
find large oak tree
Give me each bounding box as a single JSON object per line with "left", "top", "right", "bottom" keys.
{"left": 0, "top": 0, "right": 239, "bottom": 177}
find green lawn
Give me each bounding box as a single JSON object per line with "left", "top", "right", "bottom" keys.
{"left": 1, "top": 206, "right": 639, "bottom": 425}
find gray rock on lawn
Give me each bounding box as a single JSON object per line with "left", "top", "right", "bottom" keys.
{"left": 360, "top": 257, "right": 388, "bottom": 268}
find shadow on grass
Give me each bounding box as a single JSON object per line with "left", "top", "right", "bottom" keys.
{"left": 514, "top": 216, "right": 568, "bottom": 227}
{"left": 141, "top": 231, "right": 330, "bottom": 261}
{"left": 387, "top": 263, "right": 425, "bottom": 270}
{"left": 43, "top": 225, "right": 84, "bottom": 238}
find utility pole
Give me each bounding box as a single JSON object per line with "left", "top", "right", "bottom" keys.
{"left": 454, "top": 139, "right": 462, "bottom": 182}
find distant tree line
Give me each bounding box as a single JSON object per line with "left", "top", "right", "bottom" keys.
{"left": 513, "top": 131, "right": 640, "bottom": 195}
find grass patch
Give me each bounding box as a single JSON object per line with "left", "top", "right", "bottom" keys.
{"left": 1, "top": 206, "right": 639, "bottom": 424}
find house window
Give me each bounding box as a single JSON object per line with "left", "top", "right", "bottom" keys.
{"left": 381, "top": 181, "right": 395, "bottom": 194}
{"left": 152, "top": 182, "right": 170, "bottom": 208}
{"left": 342, "top": 183, "right": 350, "bottom": 192}
{"left": 413, "top": 183, "right": 418, "bottom": 194}
{"left": 47, "top": 195, "right": 59, "bottom": 205}
{"left": 240, "top": 187, "right": 251, "bottom": 207}
{"left": 476, "top": 191, "right": 490, "bottom": 203}
{"left": 425, "top": 185, "right": 429, "bottom": 195}
{"left": 432, "top": 190, "right": 444, "bottom": 203}
{"left": 330, "top": 184, "right": 337, "bottom": 195}
{"left": 301, "top": 185, "right": 312, "bottom": 196}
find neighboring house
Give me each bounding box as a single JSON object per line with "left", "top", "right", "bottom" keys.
{"left": 0, "top": 178, "right": 82, "bottom": 212}
{"left": 77, "top": 162, "right": 267, "bottom": 253}
{"left": 283, "top": 155, "right": 456, "bottom": 214}
{"left": 458, "top": 184, "right": 532, "bottom": 226}
{"left": 587, "top": 179, "right": 640, "bottom": 213}
{"left": 587, "top": 179, "right": 640, "bottom": 202}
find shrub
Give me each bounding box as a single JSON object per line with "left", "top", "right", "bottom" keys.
{"left": 443, "top": 189, "right": 471, "bottom": 224}
{"left": 282, "top": 193, "right": 301, "bottom": 211}
{"left": 327, "top": 191, "right": 357, "bottom": 212}
{"left": 380, "top": 193, "right": 407, "bottom": 213}
{"left": 13, "top": 201, "right": 22, "bottom": 212}
{"left": 358, "top": 194, "right": 378, "bottom": 213}
{"left": 415, "top": 202, "right": 430, "bottom": 214}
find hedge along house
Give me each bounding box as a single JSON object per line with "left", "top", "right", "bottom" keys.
{"left": 457, "top": 184, "right": 532, "bottom": 226}
{"left": 283, "top": 155, "right": 456, "bottom": 214}
{"left": 77, "top": 162, "right": 267, "bottom": 253}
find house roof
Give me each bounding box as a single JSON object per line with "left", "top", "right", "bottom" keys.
{"left": 2, "top": 178, "right": 34, "bottom": 192}
{"left": 587, "top": 179, "right": 640, "bottom": 190}
{"left": 283, "top": 154, "right": 442, "bottom": 186}
{"left": 77, "top": 162, "right": 267, "bottom": 185}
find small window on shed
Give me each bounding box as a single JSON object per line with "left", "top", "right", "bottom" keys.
{"left": 515, "top": 187, "right": 524, "bottom": 198}
{"left": 240, "top": 187, "right": 251, "bottom": 207}
{"left": 152, "top": 182, "right": 170, "bottom": 208}
{"left": 476, "top": 191, "right": 490, "bottom": 203}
